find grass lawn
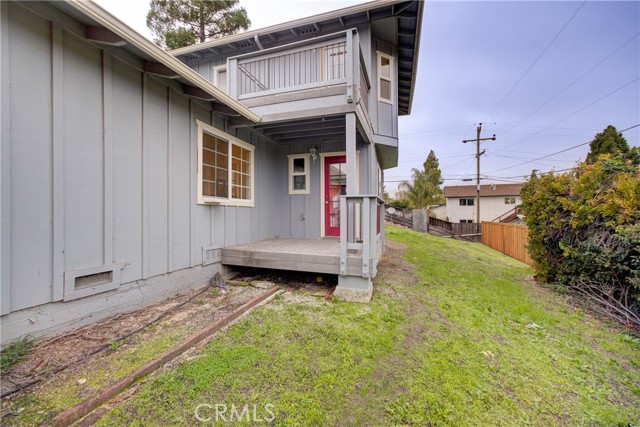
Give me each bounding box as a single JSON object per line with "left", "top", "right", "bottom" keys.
{"left": 92, "top": 226, "right": 639, "bottom": 426}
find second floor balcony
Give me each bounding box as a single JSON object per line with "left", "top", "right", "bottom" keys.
{"left": 227, "top": 30, "right": 370, "bottom": 123}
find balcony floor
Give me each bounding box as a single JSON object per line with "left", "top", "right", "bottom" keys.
{"left": 221, "top": 237, "right": 363, "bottom": 276}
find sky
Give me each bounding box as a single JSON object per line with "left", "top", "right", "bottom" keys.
{"left": 96, "top": 0, "right": 640, "bottom": 195}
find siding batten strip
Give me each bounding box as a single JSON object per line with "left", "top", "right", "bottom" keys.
{"left": 141, "top": 73, "right": 149, "bottom": 279}
{"left": 167, "top": 88, "right": 173, "bottom": 272}
{"left": 102, "top": 51, "right": 114, "bottom": 266}
{"left": 51, "top": 22, "right": 65, "bottom": 301}
{"left": 189, "top": 99, "right": 196, "bottom": 267}
{"left": 0, "top": 1, "right": 11, "bottom": 314}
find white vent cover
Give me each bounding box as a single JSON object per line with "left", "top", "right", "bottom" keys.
{"left": 202, "top": 245, "right": 222, "bottom": 266}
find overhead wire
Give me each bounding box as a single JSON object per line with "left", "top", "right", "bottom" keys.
{"left": 498, "top": 77, "right": 640, "bottom": 151}
{"left": 485, "top": 123, "right": 640, "bottom": 174}
{"left": 482, "top": 0, "right": 587, "bottom": 123}
{"left": 501, "top": 31, "right": 640, "bottom": 134}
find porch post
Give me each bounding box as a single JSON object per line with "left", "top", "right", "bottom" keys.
{"left": 334, "top": 113, "right": 373, "bottom": 304}
{"left": 345, "top": 112, "right": 356, "bottom": 195}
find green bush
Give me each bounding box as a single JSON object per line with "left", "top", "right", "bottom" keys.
{"left": 521, "top": 146, "right": 640, "bottom": 328}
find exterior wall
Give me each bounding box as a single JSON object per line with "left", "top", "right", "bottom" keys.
{"left": 0, "top": 2, "right": 279, "bottom": 342}
{"left": 445, "top": 196, "right": 522, "bottom": 223}
{"left": 275, "top": 139, "right": 374, "bottom": 239}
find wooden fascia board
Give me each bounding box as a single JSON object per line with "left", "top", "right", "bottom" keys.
{"left": 65, "top": 0, "right": 261, "bottom": 123}
{"left": 86, "top": 26, "right": 126, "bottom": 46}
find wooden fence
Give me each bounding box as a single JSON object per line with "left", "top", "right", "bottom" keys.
{"left": 481, "top": 222, "right": 532, "bottom": 265}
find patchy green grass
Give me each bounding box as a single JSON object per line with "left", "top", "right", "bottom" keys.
{"left": 1, "top": 336, "right": 37, "bottom": 373}
{"left": 47, "top": 226, "right": 640, "bottom": 426}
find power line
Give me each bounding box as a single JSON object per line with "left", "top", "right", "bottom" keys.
{"left": 502, "top": 31, "right": 640, "bottom": 133}
{"left": 483, "top": 0, "right": 587, "bottom": 123}
{"left": 485, "top": 123, "right": 640, "bottom": 174}
{"left": 498, "top": 77, "right": 640, "bottom": 151}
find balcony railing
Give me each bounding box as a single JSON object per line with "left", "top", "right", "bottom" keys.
{"left": 236, "top": 40, "right": 347, "bottom": 97}
{"left": 228, "top": 30, "right": 370, "bottom": 111}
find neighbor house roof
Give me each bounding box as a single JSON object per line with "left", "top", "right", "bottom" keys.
{"left": 444, "top": 184, "right": 524, "bottom": 198}
{"left": 171, "top": 0, "right": 423, "bottom": 116}
{"left": 58, "top": 0, "right": 261, "bottom": 123}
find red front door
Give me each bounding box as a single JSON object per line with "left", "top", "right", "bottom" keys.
{"left": 324, "top": 155, "right": 347, "bottom": 237}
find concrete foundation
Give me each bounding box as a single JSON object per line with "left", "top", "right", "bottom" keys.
{"left": 334, "top": 275, "right": 373, "bottom": 303}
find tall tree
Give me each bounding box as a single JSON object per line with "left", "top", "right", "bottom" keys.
{"left": 398, "top": 150, "right": 444, "bottom": 209}
{"left": 586, "top": 125, "right": 629, "bottom": 164}
{"left": 147, "top": 0, "right": 250, "bottom": 50}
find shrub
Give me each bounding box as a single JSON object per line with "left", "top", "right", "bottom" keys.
{"left": 521, "top": 147, "right": 640, "bottom": 328}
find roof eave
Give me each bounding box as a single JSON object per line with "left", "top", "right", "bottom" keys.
{"left": 64, "top": 0, "right": 261, "bottom": 123}
{"left": 403, "top": 0, "right": 423, "bottom": 116}
{"left": 170, "top": 0, "right": 401, "bottom": 57}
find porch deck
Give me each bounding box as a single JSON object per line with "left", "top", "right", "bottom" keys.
{"left": 221, "top": 238, "right": 363, "bottom": 276}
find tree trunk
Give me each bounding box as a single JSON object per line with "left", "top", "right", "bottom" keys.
{"left": 198, "top": 6, "right": 206, "bottom": 42}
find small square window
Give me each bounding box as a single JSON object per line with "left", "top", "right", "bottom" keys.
{"left": 289, "top": 154, "right": 310, "bottom": 194}
{"left": 505, "top": 197, "right": 516, "bottom": 204}
{"left": 212, "top": 65, "right": 228, "bottom": 93}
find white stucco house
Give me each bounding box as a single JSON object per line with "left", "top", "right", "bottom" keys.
{"left": 443, "top": 183, "right": 523, "bottom": 223}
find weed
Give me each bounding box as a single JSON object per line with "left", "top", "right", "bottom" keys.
{"left": 1, "top": 336, "right": 37, "bottom": 372}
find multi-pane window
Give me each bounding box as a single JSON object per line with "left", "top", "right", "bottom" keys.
{"left": 505, "top": 197, "right": 516, "bottom": 204}
{"left": 288, "top": 154, "right": 310, "bottom": 194}
{"left": 459, "top": 198, "right": 475, "bottom": 206}
{"left": 377, "top": 51, "right": 393, "bottom": 104}
{"left": 460, "top": 219, "right": 473, "bottom": 224}
{"left": 197, "top": 120, "right": 254, "bottom": 206}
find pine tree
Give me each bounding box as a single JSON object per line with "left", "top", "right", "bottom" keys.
{"left": 585, "top": 125, "right": 629, "bottom": 164}
{"left": 147, "top": 0, "right": 250, "bottom": 50}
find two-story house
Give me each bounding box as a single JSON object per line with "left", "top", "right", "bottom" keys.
{"left": 0, "top": 0, "right": 423, "bottom": 343}
{"left": 443, "top": 183, "right": 523, "bottom": 223}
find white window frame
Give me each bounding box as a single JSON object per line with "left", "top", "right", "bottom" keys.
{"left": 212, "top": 64, "right": 228, "bottom": 93}
{"left": 505, "top": 197, "right": 516, "bottom": 204}
{"left": 377, "top": 51, "right": 394, "bottom": 104}
{"left": 288, "top": 154, "right": 310, "bottom": 195}
{"left": 196, "top": 119, "right": 254, "bottom": 207}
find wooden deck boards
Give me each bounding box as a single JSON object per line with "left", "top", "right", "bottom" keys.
{"left": 221, "top": 238, "right": 363, "bottom": 275}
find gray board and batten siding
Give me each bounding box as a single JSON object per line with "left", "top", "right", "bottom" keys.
{"left": 0, "top": 1, "right": 282, "bottom": 342}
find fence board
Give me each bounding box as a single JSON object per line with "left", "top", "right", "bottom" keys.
{"left": 481, "top": 222, "right": 532, "bottom": 265}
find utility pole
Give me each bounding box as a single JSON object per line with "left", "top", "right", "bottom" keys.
{"left": 462, "top": 123, "right": 496, "bottom": 223}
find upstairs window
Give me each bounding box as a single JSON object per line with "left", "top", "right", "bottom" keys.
{"left": 212, "top": 65, "right": 228, "bottom": 93}
{"left": 505, "top": 197, "right": 516, "bottom": 204}
{"left": 197, "top": 120, "right": 254, "bottom": 206}
{"left": 288, "top": 154, "right": 310, "bottom": 194}
{"left": 377, "top": 51, "right": 394, "bottom": 104}
{"left": 459, "top": 198, "right": 475, "bottom": 206}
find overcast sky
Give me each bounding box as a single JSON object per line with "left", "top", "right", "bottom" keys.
{"left": 96, "top": 0, "right": 640, "bottom": 194}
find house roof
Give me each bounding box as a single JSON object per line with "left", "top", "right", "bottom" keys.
{"left": 171, "top": 0, "right": 424, "bottom": 116}
{"left": 57, "top": 0, "right": 261, "bottom": 123}
{"left": 444, "top": 184, "right": 524, "bottom": 198}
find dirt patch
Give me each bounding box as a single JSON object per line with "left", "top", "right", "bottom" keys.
{"left": 1, "top": 269, "right": 336, "bottom": 413}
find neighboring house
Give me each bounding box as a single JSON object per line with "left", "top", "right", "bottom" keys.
{"left": 0, "top": 0, "right": 423, "bottom": 343}
{"left": 443, "top": 184, "right": 523, "bottom": 223}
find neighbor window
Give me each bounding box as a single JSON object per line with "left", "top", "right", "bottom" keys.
{"left": 197, "top": 120, "right": 254, "bottom": 206}
{"left": 460, "top": 219, "right": 473, "bottom": 224}
{"left": 288, "top": 154, "right": 310, "bottom": 194}
{"left": 212, "top": 65, "right": 228, "bottom": 93}
{"left": 459, "top": 198, "right": 475, "bottom": 206}
{"left": 377, "top": 52, "right": 394, "bottom": 104}
{"left": 505, "top": 197, "right": 516, "bottom": 204}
